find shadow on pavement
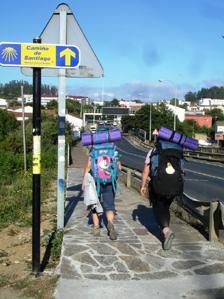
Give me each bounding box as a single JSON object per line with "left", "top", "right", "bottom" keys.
{"left": 64, "top": 184, "right": 83, "bottom": 226}
{"left": 132, "top": 204, "right": 162, "bottom": 242}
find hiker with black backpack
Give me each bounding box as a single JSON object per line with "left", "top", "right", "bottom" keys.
{"left": 141, "top": 138, "right": 184, "bottom": 250}
{"left": 82, "top": 137, "right": 121, "bottom": 241}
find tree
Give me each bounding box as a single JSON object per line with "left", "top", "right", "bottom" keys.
{"left": 66, "top": 99, "right": 81, "bottom": 115}
{"left": 121, "top": 116, "right": 136, "bottom": 133}
{"left": 104, "top": 98, "right": 120, "bottom": 107}
{"left": 170, "top": 98, "right": 179, "bottom": 106}
{"left": 185, "top": 91, "right": 197, "bottom": 103}
{"left": 121, "top": 103, "right": 175, "bottom": 137}
{"left": 0, "top": 80, "right": 57, "bottom": 100}
{"left": 205, "top": 108, "right": 224, "bottom": 124}
{"left": 133, "top": 99, "right": 143, "bottom": 103}
{"left": 0, "top": 109, "right": 19, "bottom": 141}
{"left": 46, "top": 100, "right": 57, "bottom": 110}
{"left": 110, "top": 98, "right": 119, "bottom": 106}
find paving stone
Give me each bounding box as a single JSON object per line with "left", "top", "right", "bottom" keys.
{"left": 98, "top": 266, "right": 115, "bottom": 273}
{"left": 71, "top": 252, "right": 99, "bottom": 266}
{"left": 94, "top": 255, "right": 118, "bottom": 266}
{"left": 110, "top": 243, "right": 137, "bottom": 255}
{"left": 204, "top": 249, "right": 224, "bottom": 261}
{"left": 130, "top": 243, "right": 142, "bottom": 249}
{"left": 91, "top": 243, "right": 117, "bottom": 255}
{"left": 114, "top": 261, "right": 128, "bottom": 273}
{"left": 80, "top": 264, "right": 93, "bottom": 273}
{"left": 182, "top": 270, "right": 194, "bottom": 276}
{"left": 109, "top": 273, "right": 131, "bottom": 280}
{"left": 84, "top": 274, "right": 108, "bottom": 280}
{"left": 63, "top": 244, "right": 88, "bottom": 256}
{"left": 142, "top": 254, "right": 165, "bottom": 269}
{"left": 157, "top": 248, "right": 182, "bottom": 258}
{"left": 133, "top": 228, "right": 150, "bottom": 235}
{"left": 172, "top": 260, "right": 205, "bottom": 270}
{"left": 134, "top": 271, "right": 177, "bottom": 280}
{"left": 174, "top": 244, "right": 202, "bottom": 251}
{"left": 143, "top": 243, "right": 160, "bottom": 253}
{"left": 120, "top": 256, "right": 150, "bottom": 272}
{"left": 194, "top": 263, "right": 224, "bottom": 275}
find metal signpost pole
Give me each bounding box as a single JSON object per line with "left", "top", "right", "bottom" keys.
{"left": 57, "top": 8, "right": 67, "bottom": 230}
{"left": 21, "top": 85, "right": 27, "bottom": 172}
{"left": 32, "top": 37, "right": 42, "bottom": 274}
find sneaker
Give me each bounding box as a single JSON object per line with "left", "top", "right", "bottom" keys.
{"left": 107, "top": 222, "right": 117, "bottom": 240}
{"left": 163, "top": 230, "right": 175, "bottom": 250}
{"left": 92, "top": 225, "right": 100, "bottom": 237}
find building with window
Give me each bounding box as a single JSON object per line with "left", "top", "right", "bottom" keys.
{"left": 185, "top": 113, "right": 212, "bottom": 128}
{"left": 199, "top": 98, "right": 224, "bottom": 110}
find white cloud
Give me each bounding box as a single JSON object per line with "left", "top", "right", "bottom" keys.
{"left": 67, "top": 79, "right": 222, "bottom": 102}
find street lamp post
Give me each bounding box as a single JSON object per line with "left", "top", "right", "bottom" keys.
{"left": 158, "top": 79, "right": 177, "bottom": 131}
{"left": 174, "top": 96, "right": 177, "bottom": 131}
{"left": 149, "top": 102, "right": 152, "bottom": 142}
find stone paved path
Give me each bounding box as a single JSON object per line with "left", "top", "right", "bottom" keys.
{"left": 55, "top": 143, "right": 224, "bottom": 299}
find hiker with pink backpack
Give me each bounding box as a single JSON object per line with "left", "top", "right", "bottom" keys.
{"left": 82, "top": 128, "right": 122, "bottom": 240}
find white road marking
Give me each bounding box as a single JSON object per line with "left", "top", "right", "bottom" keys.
{"left": 185, "top": 168, "right": 224, "bottom": 181}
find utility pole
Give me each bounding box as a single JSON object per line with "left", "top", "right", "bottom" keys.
{"left": 21, "top": 85, "right": 27, "bottom": 172}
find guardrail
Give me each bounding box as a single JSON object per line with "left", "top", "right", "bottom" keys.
{"left": 120, "top": 164, "right": 223, "bottom": 242}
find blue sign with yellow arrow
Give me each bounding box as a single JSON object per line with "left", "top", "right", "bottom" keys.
{"left": 0, "top": 42, "right": 80, "bottom": 68}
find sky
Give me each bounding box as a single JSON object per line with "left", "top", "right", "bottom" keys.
{"left": 1, "top": 0, "right": 224, "bottom": 102}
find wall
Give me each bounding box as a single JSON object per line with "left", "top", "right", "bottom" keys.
{"left": 185, "top": 114, "right": 212, "bottom": 128}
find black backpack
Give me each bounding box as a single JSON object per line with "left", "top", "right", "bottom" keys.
{"left": 150, "top": 140, "right": 184, "bottom": 198}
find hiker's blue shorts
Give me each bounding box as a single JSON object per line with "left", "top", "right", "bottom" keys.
{"left": 100, "top": 184, "right": 115, "bottom": 212}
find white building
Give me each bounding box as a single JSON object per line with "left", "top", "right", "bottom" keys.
{"left": 119, "top": 100, "right": 145, "bottom": 112}
{"left": 92, "top": 100, "right": 104, "bottom": 106}
{"left": 8, "top": 106, "right": 33, "bottom": 121}
{"left": 199, "top": 98, "right": 224, "bottom": 110}
{"left": 17, "top": 94, "right": 33, "bottom": 104}
{"left": 0, "top": 98, "right": 8, "bottom": 109}
{"left": 17, "top": 95, "right": 90, "bottom": 107}
{"left": 65, "top": 114, "right": 83, "bottom": 130}
{"left": 167, "top": 104, "right": 185, "bottom": 122}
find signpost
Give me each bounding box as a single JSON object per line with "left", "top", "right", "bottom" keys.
{"left": 1, "top": 2, "right": 103, "bottom": 275}
{"left": 26, "top": 3, "right": 104, "bottom": 232}
{"left": 0, "top": 42, "right": 80, "bottom": 68}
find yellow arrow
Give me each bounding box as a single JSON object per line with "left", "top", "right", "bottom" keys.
{"left": 60, "top": 48, "right": 76, "bottom": 66}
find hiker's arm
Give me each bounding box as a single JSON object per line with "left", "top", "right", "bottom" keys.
{"left": 82, "top": 156, "right": 91, "bottom": 191}
{"left": 117, "top": 161, "right": 122, "bottom": 171}
{"left": 140, "top": 163, "right": 150, "bottom": 196}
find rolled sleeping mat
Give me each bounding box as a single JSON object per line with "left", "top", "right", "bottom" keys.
{"left": 81, "top": 128, "right": 122, "bottom": 146}
{"left": 180, "top": 136, "right": 198, "bottom": 150}
{"left": 158, "top": 127, "right": 198, "bottom": 150}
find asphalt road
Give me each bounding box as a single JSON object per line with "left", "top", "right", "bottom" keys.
{"left": 116, "top": 138, "right": 224, "bottom": 203}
